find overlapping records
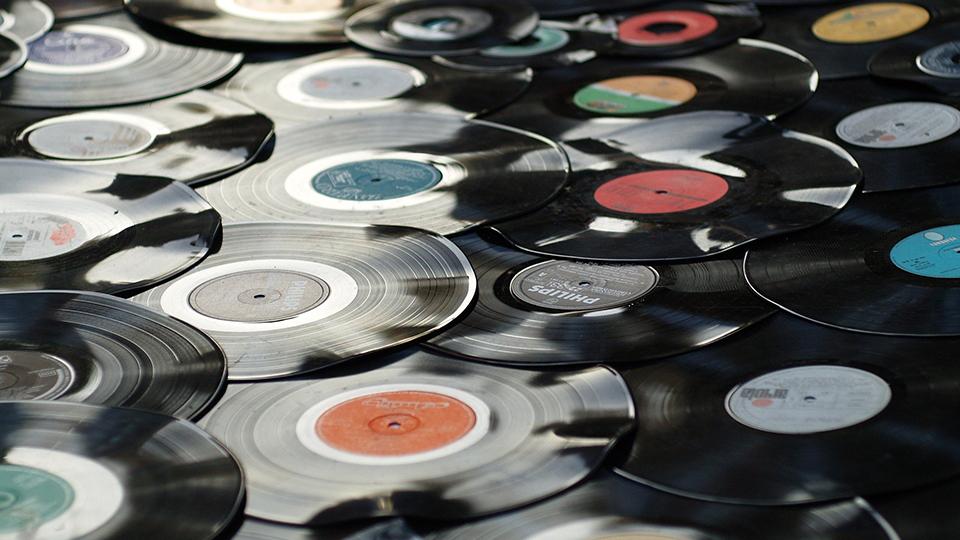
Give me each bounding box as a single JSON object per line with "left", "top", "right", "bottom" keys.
{"left": 616, "top": 313, "right": 960, "bottom": 504}
{"left": 0, "top": 29, "right": 24, "bottom": 78}
{"left": 200, "top": 348, "right": 634, "bottom": 523}
{"left": 125, "top": 0, "right": 378, "bottom": 43}
{"left": 0, "top": 291, "right": 225, "bottom": 418}
{"left": 0, "top": 14, "right": 242, "bottom": 108}
{"left": 869, "top": 476, "right": 960, "bottom": 540}
{"left": 0, "top": 401, "right": 243, "bottom": 539}
{"left": 486, "top": 39, "right": 818, "bottom": 140}
{"left": 0, "top": 159, "right": 219, "bottom": 294}
{"left": 198, "top": 113, "right": 569, "bottom": 235}
{"left": 234, "top": 518, "right": 420, "bottom": 540}
{"left": 218, "top": 48, "right": 531, "bottom": 125}
{"left": 529, "top": 0, "right": 658, "bottom": 17}
{"left": 132, "top": 222, "right": 476, "bottom": 380}
{"left": 1, "top": 0, "right": 53, "bottom": 43}
{"left": 425, "top": 232, "right": 775, "bottom": 365}
{"left": 492, "top": 111, "right": 860, "bottom": 261}
{"left": 0, "top": 90, "right": 273, "bottom": 184}
{"left": 745, "top": 184, "right": 960, "bottom": 335}
{"left": 868, "top": 20, "right": 960, "bottom": 95}
{"left": 44, "top": 0, "right": 120, "bottom": 19}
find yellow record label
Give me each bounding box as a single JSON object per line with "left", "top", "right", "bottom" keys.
{"left": 812, "top": 2, "right": 929, "bottom": 44}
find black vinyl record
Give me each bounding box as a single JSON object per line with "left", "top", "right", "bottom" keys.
{"left": 0, "top": 291, "right": 225, "bottom": 419}
{"left": 491, "top": 111, "right": 860, "bottom": 261}
{"left": 0, "top": 401, "right": 243, "bottom": 539}
{"left": 757, "top": 0, "right": 960, "bottom": 79}
{"left": 529, "top": 0, "right": 659, "bottom": 17}
{"left": 197, "top": 113, "right": 568, "bottom": 235}
{"left": 868, "top": 20, "right": 960, "bottom": 95}
{"left": 485, "top": 38, "right": 817, "bottom": 140}
{"left": 420, "top": 470, "right": 890, "bottom": 539}
{"left": 0, "top": 90, "right": 273, "bottom": 184}
{"left": 132, "top": 222, "right": 476, "bottom": 381}
{"left": 234, "top": 518, "right": 421, "bottom": 540}
{"left": 0, "top": 14, "right": 242, "bottom": 108}
{"left": 424, "top": 232, "right": 775, "bottom": 365}
{"left": 777, "top": 77, "right": 960, "bottom": 192}
{"left": 0, "top": 29, "right": 24, "bottom": 77}
{"left": 125, "top": 0, "right": 378, "bottom": 44}
{"left": 200, "top": 347, "right": 634, "bottom": 524}
{"left": 0, "top": 159, "right": 219, "bottom": 294}
{"left": 745, "top": 184, "right": 960, "bottom": 336}
{"left": 616, "top": 313, "right": 960, "bottom": 504}
{"left": 1, "top": 0, "right": 53, "bottom": 42}
{"left": 45, "top": 0, "right": 121, "bottom": 19}
{"left": 345, "top": 0, "right": 538, "bottom": 57}
{"left": 218, "top": 48, "right": 530, "bottom": 125}
{"left": 868, "top": 476, "right": 960, "bottom": 540}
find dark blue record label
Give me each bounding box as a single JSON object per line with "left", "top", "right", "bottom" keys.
{"left": 311, "top": 159, "right": 442, "bottom": 202}
{"left": 890, "top": 225, "right": 960, "bottom": 278}
{"left": 28, "top": 30, "right": 128, "bottom": 66}
{"left": 917, "top": 41, "right": 960, "bottom": 79}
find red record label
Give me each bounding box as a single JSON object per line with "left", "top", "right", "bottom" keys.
{"left": 618, "top": 10, "right": 720, "bottom": 46}
{"left": 594, "top": 170, "right": 729, "bottom": 214}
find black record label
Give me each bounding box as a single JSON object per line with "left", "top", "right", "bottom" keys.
{"left": 0, "top": 350, "right": 74, "bottom": 400}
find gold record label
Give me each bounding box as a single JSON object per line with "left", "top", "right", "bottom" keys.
{"left": 811, "top": 2, "right": 929, "bottom": 44}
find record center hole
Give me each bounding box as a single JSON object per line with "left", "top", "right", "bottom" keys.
{"left": 369, "top": 178, "right": 382, "bottom": 183}
{"left": 10, "top": 234, "right": 22, "bottom": 239}
{"left": 952, "top": 54, "right": 960, "bottom": 64}
{"left": 895, "top": 122, "right": 906, "bottom": 127}
{"left": 803, "top": 395, "right": 816, "bottom": 402}
{"left": 423, "top": 17, "right": 463, "bottom": 31}
{"left": 655, "top": 190, "right": 669, "bottom": 195}
{"left": 579, "top": 281, "right": 591, "bottom": 286}
{"left": 644, "top": 22, "right": 688, "bottom": 35}
{"left": 388, "top": 421, "right": 402, "bottom": 429}
{"left": 253, "top": 294, "right": 266, "bottom": 299}
{"left": 83, "top": 136, "right": 94, "bottom": 141}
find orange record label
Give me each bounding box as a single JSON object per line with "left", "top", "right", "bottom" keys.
{"left": 811, "top": 3, "right": 929, "bottom": 44}
{"left": 594, "top": 170, "right": 729, "bottom": 214}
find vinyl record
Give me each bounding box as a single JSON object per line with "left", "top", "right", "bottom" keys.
{"left": 197, "top": 113, "right": 568, "bottom": 235}
{"left": 345, "top": 0, "right": 539, "bottom": 57}
{"left": 424, "top": 232, "right": 775, "bottom": 365}
{"left": 745, "top": 184, "right": 960, "bottom": 336}
{"left": 0, "top": 159, "right": 219, "bottom": 294}
{"left": 420, "top": 470, "right": 891, "bottom": 539}
{"left": 529, "top": 0, "right": 659, "bottom": 17}
{"left": 868, "top": 20, "right": 960, "bottom": 95}
{"left": 757, "top": 0, "right": 960, "bottom": 79}
{"left": 485, "top": 38, "right": 817, "bottom": 140}
{"left": 0, "top": 0, "right": 53, "bottom": 42}
{"left": 602, "top": 2, "right": 764, "bottom": 58}
{"left": 0, "top": 401, "right": 243, "bottom": 539}
{"left": 200, "top": 347, "right": 634, "bottom": 524}
{"left": 777, "top": 77, "right": 960, "bottom": 192}
{"left": 0, "top": 90, "right": 273, "bottom": 184}
{"left": 868, "top": 476, "right": 960, "bottom": 540}
{"left": 0, "top": 29, "right": 24, "bottom": 78}
{"left": 0, "top": 14, "right": 242, "bottom": 108}
{"left": 234, "top": 518, "right": 421, "bottom": 540}
{"left": 0, "top": 291, "right": 225, "bottom": 419}
{"left": 616, "top": 313, "right": 960, "bottom": 504}
{"left": 218, "top": 48, "right": 530, "bottom": 125}
{"left": 45, "top": 0, "right": 121, "bottom": 19}
{"left": 132, "top": 222, "right": 476, "bottom": 381}
{"left": 491, "top": 111, "right": 860, "bottom": 261}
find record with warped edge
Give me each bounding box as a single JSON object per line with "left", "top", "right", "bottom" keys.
{"left": 868, "top": 475, "right": 960, "bottom": 540}
{"left": 529, "top": 0, "right": 659, "bottom": 17}
{"left": 0, "top": 291, "right": 225, "bottom": 419}
{"left": 132, "top": 222, "right": 476, "bottom": 381}
{"left": 0, "top": 401, "right": 243, "bottom": 539}
{"left": 200, "top": 347, "right": 634, "bottom": 524}
{"left": 425, "top": 231, "right": 775, "bottom": 365}
{"left": 0, "top": 90, "right": 273, "bottom": 184}
{"left": 198, "top": 113, "right": 568, "bottom": 235}
{"left": 345, "top": 0, "right": 539, "bottom": 57}
{"left": 218, "top": 48, "right": 530, "bottom": 125}
{"left": 492, "top": 111, "right": 860, "bottom": 261}
{"left": 1, "top": 0, "right": 53, "bottom": 42}
{"left": 745, "top": 184, "right": 960, "bottom": 336}
{"left": 0, "top": 14, "right": 242, "bottom": 108}
{"left": 0, "top": 29, "right": 24, "bottom": 78}
{"left": 485, "top": 38, "right": 817, "bottom": 140}
{"left": 778, "top": 77, "right": 960, "bottom": 192}
{"left": 234, "top": 518, "right": 421, "bottom": 540}
{"left": 46, "top": 0, "right": 121, "bottom": 19}
{"left": 868, "top": 20, "right": 960, "bottom": 95}
{"left": 616, "top": 313, "right": 960, "bottom": 504}
{"left": 0, "top": 159, "right": 220, "bottom": 294}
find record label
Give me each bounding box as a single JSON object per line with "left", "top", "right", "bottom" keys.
{"left": 528, "top": 521, "right": 681, "bottom": 540}
{"left": 188, "top": 270, "right": 331, "bottom": 323}
{"left": 481, "top": 26, "right": 570, "bottom": 57}
{"left": 0, "top": 351, "right": 74, "bottom": 400}
{"left": 593, "top": 170, "right": 729, "bottom": 214}
{"left": 617, "top": 11, "right": 720, "bottom": 46}
{"left": 0, "top": 213, "right": 86, "bottom": 261}
{"left": 312, "top": 159, "right": 443, "bottom": 201}
{"left": 890, "top": 225, "right": 960, "bottom": 278}
{"left": 811, "top": 3, "right": 929, "bottom": 44}
{"left": 573, "top": 76, "right": 697, "bottom": 115}
{"left": 0, "top": 464, "right": 73, "bottom": 533}
{"left": 216, "top": 0, "right": 344, "bottom": 21}
{"left": 390, "top": 7, "right": 494, "bottom": 42}
{"left": 295, "top": 383, "right": 491, "bottom": 466}
{"left": 510, "top": 260, "right": 658, "bottom": 311}
{"left": 835, "top": 102, "right": 960, "bottom": 149}
{"left": 25, "top": 118, "right": 156, "bottom": 161}
{"left": 277, "top": 59, "right": 423, "bottom": 106}
{"left": 916, "top": 41, "right": 960, "bottom": 78}
{"left": 725, "top": 366, "right": 891, "bottom": 434}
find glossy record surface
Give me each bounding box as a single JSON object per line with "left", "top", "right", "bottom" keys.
{"left": 0, "top": 30, "right": 24, "bottom": 78}
{"left": 868, "top": 20, "right": 960, "bottom": 95}
{"left": 0, "top": 0, "right": 53, "bottom": 43}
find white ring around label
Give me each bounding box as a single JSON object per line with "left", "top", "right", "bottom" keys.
{"left": 295, "top": 382, "right": 491, "bottom": 466}
{"left": 215, "top": 0, "right": 343, "bottom": 21}
{"left": 159, "top": 258, "right": 360, "bottom": 333}
{"left": 0, "top": 11, "right": 15, "bottom": 33}
{"left": 25, "top": 24, "right": 148, "bottom": 75}
{"left": 527, "top": 517, "right": 690, "bottom": 540}
{"left": 20, "top": 112, "right": 171, "bottom": 164}
{"left": 0, "top": 447, "right": 124, "bottom": 540}
{"left": 275, "top": 58, "right": 427, "bottom": 110}
{"left": 284, "top": 150, "right": 464, "bottom": 211}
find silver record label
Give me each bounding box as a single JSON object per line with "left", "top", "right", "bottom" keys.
{"left": 25, "top": 119, "right": 156, "bottom": 161}
{"left": 917, "top": 41, "right": 960, "bottom": 78}
{"left": 835, "top": 102, "right": 960, "bottom": 149}
{"left": 510, "top": 260, "right": 658, "bottom": 311}
{"left": 0, "top": 213, "right": 86, "bottom": 261}
{"left": 0, "top": 351, "right": 74, "bottom": 401}
{"left": 298, "top": 61, "right": 418, "bottom": 102}
{"left": 188, "top": 270, "right": 331, "bottom": 323}
{"left": 389, "top": 7, "right": 494, "bottom": 42}
{"left": 28, "top": 30, "right": 128, "bottom": 66}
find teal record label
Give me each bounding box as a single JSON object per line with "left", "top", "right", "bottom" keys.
{"left": 0, "top": 464, "right": 74, "bottom": 533}
{"left": 890, "top": 225, "right": 960, "bottom": 278}
{"left": 311, "top": 159, "right": 443, "bottom": 202}
{"left": 481, "top": 26, "right": 570, "bottom": 58}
